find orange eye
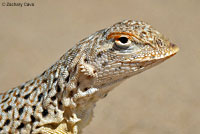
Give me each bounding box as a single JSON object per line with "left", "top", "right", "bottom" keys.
{"left": 107, "top": 32, "right": 133, "bottom": 49}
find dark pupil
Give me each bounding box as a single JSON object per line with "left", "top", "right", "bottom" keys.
{"left": 118, "top": 37, "right": 128, "bottom": 44}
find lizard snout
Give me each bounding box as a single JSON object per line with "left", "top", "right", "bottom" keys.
{"left": 170, "top": 42, "right": 179, "bottom": 54}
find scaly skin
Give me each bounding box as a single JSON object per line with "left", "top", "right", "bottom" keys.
{"left": 0, "top": 20, "right": 179, "bottom": 134}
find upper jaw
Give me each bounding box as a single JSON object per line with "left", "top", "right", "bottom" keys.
{"left": 158, "top": 42, "right": 179, "bottom": 60}
{"left": 115, "top": 42, "right": 179, "bottom": 62}
{"left": 138, "top": 42, "right": 179, "bottom": 61}
{"left": 119, "top": 42, "right": 179, "bottom": 67}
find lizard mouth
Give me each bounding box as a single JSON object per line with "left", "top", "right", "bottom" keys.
{"left": 157, "top": 42, "right": 179, "bottom": 60}
{"left": 117, "top": 43, "right": 179, "bottom": 75}
{"left": 131, "top": 42, "right": 179, "bottom": 62}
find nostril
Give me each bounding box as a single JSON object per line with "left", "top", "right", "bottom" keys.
{"left": 170, "top": 42, "right": 179, "bottom": 53}
{"left": 170, "top": 43, "right": 176, "bottom": 48}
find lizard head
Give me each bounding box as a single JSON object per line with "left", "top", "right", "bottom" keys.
{"left": 89, "top": 20, "right": 179, "bottom": 89}
{"left": 60, "top": 20, "right": 179, "bottom": 129}
{"left": 56, "top": 20, "right": 179, "bottom": 130}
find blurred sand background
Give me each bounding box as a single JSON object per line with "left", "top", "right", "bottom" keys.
{"left": 0, "top": 0, "right": 199, "bottom": 133}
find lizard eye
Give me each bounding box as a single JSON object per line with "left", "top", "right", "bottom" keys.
{"left": 114, "top": 36, "right": 131, "bottom": 49}
{"left": 118, "top": 37, "right": 128, "bottom": 43}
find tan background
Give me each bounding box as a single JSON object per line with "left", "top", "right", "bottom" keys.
{"left": 0, "top": 0, "right": 199, "bottom": 134}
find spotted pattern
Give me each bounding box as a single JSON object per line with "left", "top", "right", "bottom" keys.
{"left": 0, "top": 20, "right": 178, "bottom": 134}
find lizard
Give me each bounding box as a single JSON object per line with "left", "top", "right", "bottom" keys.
{"left": 0, "top": 20, "right": 179, "bottom": 134}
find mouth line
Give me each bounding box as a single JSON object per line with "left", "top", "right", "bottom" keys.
{"left": 121, "top": 53, "right": 177, "bottom": 65}
{"left": 121, "top": 48, "right": 179, "bottom": 64}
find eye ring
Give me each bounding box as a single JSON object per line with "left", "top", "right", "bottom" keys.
{"left": 114, "top": 36, "right": 131, "bottom": 49}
